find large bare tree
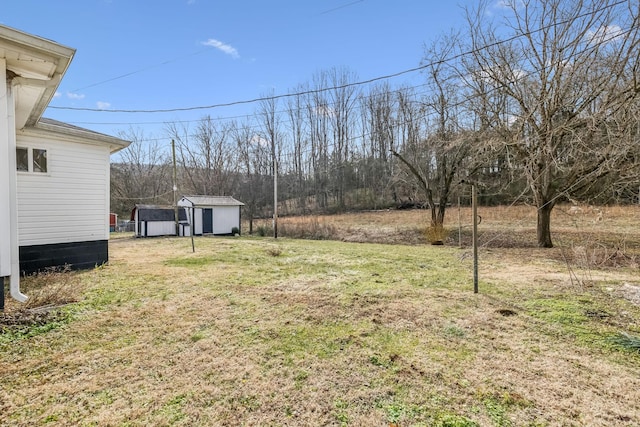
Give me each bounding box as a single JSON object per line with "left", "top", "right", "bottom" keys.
{"left": 392, "top": 32, "right": 474, "bottom": 231}
{"left": 463, "top": 0, "right": 640, "bottom": 247}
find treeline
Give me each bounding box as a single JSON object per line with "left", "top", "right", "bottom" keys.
{"left": 110, "top": 0, "right": 640, "bottom": 247}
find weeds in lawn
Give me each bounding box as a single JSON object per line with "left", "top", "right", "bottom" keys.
{"left": 333, "top": 399, "right": 350, "bottom": 426}
{"left": 278, "top": 216, "right": 338, "bottom": 240}
{"left": 0, "top": 309, "right": 72, "bottom": 344}
{"left": 265, "top": 246, "right": 282, "bottom": 257}
{"left": 0, "top": 266, "right": 81, "bottom": 344}
{"left": 609, "top": 332, "right": 640, "bottom": 352}
{"left": 558, "top": 235, "right": 640, "bottom": 288}
{"left": 22, "top": 265, "right": 81, "bottom": 309}
{"left": 434, "top": 413, "right": 479, "bottom": 427}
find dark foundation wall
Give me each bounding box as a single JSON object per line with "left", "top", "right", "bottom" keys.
{"left": 19, "top": 240, "right": 108, "bottom": 274}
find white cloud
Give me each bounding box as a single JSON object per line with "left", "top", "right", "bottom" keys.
{"left": 315, "top": 104, "right": 335, "bottom": 118}
{"left": 96, "top": 101, "right": 111, "bottom": 110}
{"left": 250, "top": 135, "right": 269, "bottom": 147}
{"left": 494, "top": 0, "right": 523, "bottom": 9}
{"left": 587, "top": 25, "right": 623, "bottom": 45}
{"left": 53, "top": 91, "right": 61, "bottom": 98}
{"left": 66, "top": 92, "right": 85, "bottom": 100}
{"left": 202, "top": 38, "right": 240, "bottom": 59}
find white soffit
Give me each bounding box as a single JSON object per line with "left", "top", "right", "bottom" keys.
{"left": 0, "top": 24, "right": 74, "bottom": 129}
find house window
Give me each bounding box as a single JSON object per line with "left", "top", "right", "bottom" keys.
{"left": 16, "top": 147, "right": 28, "bottom": 171}
{"left": 32, "top": 149, "right": 47, "bottom": 173}
{"left": 16, "top": 147, "right": 48, "bottom": 173}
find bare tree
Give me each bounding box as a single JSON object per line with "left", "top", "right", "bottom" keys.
{"left": 258, "top": 92, "right": 281, "bottom": 235}
{"left": 327, "top": 67, "right": 359, "bottom": 209}
{"left": 463, "top": 0, "right": 640, "bottom": 247}
{"left": 286, "top": 88, "right": 309, "bottom": 213}
{"left": 392, "top": 32, "right": 473, "bottom": 230}
{"left": 166, "top": 116, "right": 236, "bottom": 196}
{"left": 110, "top": 128, "right": 171, "bottom": 217}
{"left": 232, "top": 119, "right": 270, "bottom": 233}
{"left": 364, "top": 82, "right": 398, "bottom": 206}
{"left": 306, "top": 74, "right": 331, "bottom": 209}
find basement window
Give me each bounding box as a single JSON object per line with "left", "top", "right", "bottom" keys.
{"left": 16, "top": 147, "right": 48, "bottom": 173}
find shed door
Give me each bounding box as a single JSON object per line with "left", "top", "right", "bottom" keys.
{"left": 202, "top": 208, "right": 213, "bottom": 234}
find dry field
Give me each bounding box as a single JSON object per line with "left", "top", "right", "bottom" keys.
{"left": 1, "top": 205, "right": 640, "bottom": 426}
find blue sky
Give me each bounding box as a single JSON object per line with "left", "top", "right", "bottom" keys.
{"left": 1, "top": 0, "right": 495, "bottom": 145}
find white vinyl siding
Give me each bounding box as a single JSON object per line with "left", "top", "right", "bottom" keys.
{"left": 213, "top": 206, "right": 239, "bottom": 234}
{"left": 145, "top": 221, "right": 176, "bottom": 237}
{"left": 16, "top": 134, "right": 110, "bottom": 246}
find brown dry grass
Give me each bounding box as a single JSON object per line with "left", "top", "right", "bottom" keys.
{"left": 255, "top": 203, "right": 640, "bottom": 251}
{"left": 1, "top": 205, "right": 640, "bottom": 426}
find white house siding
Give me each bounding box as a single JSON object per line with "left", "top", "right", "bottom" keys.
{"left": 15, "top": 132, "right": 110, "bottom": 247}
{"left": 213, "top": 205, "right": 239, "bottom": 234}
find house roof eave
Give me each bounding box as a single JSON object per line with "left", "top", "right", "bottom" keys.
{"left": 0, "top": 24, "right": 75, "bottom": 128}
{"left": 21, "top": 117, "right": 131, "bottom": 153}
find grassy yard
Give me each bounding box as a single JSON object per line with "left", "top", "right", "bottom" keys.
{"left": 1, "top": 206, "right": 640, "bottom": 426}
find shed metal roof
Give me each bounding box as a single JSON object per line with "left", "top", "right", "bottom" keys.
{"left": 180, "top": 195, "right": 244, "bottom": 206}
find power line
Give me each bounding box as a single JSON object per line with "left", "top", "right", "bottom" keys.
{"left": 50, "top": 0, "right": 628, "bottom": 115}
{"left": 52, "top": 64, "right": 430, "bottom": 113}
{"left": 319, "top": 0, "right": 365, "bottom": 15}
{"left": 50, "top": 0, "right": 625, "bottom": 150}
{"left": 72, "top": 47, "right": 214, "bottom": 92}
{"left": 116, "top": 19, "right": 634, "bottom": 160}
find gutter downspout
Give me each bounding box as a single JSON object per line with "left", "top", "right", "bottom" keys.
{"left": 0, "top": 63, "right": 26, "bottom": 302}
{"left": 7, "top": 78, "right": 26, "bottom": 302}
{"left": 3, "top": 72, "right": 62, "bottom": 303}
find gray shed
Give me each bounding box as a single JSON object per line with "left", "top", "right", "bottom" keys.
{"left": 132, "top": 205, "right": 189, "bottom": 237}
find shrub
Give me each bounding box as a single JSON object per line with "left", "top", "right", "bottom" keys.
{"left": 425, "top": 223, "right": 449, "bottom": 245}
{"left": 23, "top": 266, "right": 81, "bottom": 309}
{"left": 255, "top": 225, "right": 271, "bottom": 237}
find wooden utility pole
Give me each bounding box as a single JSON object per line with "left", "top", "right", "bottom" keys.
{"left": 460, "top": 179, "right": 479, "bottom": 293}
{"left": 188, "top": 208, "right": 195, "bottom": 252}
{"left": 472, "top": 184, "right": 478, "bottom": 294}
{"left": 172, "top": 139, "right": 179, "bottom": 236}
{"left": 273, "top": 149, "right": 278, "bottom": 239}
{"left": 457, "top": 195, "right": 462, "bottom": 248}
